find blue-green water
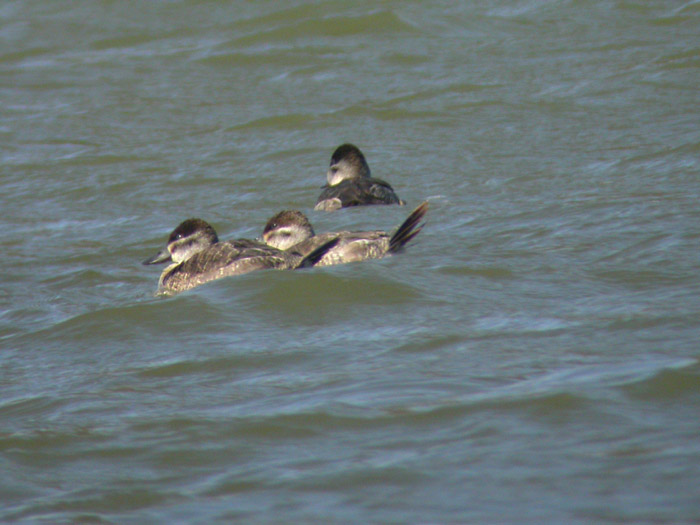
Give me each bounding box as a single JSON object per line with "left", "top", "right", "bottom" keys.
{"left": 2, "top": 1, "right": 699, "bottom": 522}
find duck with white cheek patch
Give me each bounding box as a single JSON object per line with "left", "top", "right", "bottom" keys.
{"left": 263, "top": 202, "right": 427, "bottom": 267}
{"left": 143, "top": 218, "right": 338, "bottom": 294}
{"left": 314, "top": 143, "right": 406, "bottom": 211}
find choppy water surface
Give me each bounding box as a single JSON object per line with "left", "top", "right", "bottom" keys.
{"left": 2, "top": 1, "right": 700, "bottom": 522}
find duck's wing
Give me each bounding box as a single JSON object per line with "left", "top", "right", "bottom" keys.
{"left": 315, "top": 177, "right": 404, "bottom": 211}
{"left": 294, "top": 237, "right": 340, "bottom": 269}
{"left": 160, "top": 243, "right": 292, "bottom": 293}
{"left": 301, "top": 231, "right": 391, "bottom": 266}
{"left": 286, "top": 233, "right": 339, "bottom": 257}
{"left": 363, "top": 177, "right": 405, "bottom": 206}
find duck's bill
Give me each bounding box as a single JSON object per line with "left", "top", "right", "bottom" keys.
{"left": 142, "top": 248, "right": 172, "bottom": 265}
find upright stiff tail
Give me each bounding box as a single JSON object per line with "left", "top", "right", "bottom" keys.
{"left": 295, "top": 237, "right": 340, "bottom": 269}
{"left": 388, "top": 201, "right": 428, "bottom": 253}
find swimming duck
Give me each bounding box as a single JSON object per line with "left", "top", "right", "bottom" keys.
{"left": 314, "top": 143, "right": 406, "bottom": 211}
{"left": 143, "top": 218, "right": 338, "bottom": 294}
{"left": 263, "top": 201, "right": 427, "bottom": 266}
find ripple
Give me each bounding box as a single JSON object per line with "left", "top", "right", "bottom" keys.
{"left": 230, "top": 112, "right": 317, "bottom": 132}
{"left": 231, "top": 10, "right": 419, "bottom": 47}
{"left": 474, "top": 314, "right": 573, "bottom": 334}
{"left": 135, "top": 350, "right": 310, "bottom": 379}
{"left": 437, "top": 264, "right": 515, "bottom": 280}
{"left": 253, "top": 269, "right": 421, "bottom": 321}
{"left": 620, "top": 360, "right": 700, "bottom": 400}
{"left": 17, "top": 296, "right": 221, "bottom": 348}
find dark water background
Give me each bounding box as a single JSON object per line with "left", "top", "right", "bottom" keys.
{"left": 2, "top": 1, "right": 699, "bottom": 522}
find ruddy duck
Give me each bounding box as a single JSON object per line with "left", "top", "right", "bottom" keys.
{"left": 314, "top": 143, "right": 406, "bottom": 211}
{"left": 263, "top": 201, "right": 427, "bottom": 266}
{"left": 143, "top": 218, "right": 338, "bottom": 294}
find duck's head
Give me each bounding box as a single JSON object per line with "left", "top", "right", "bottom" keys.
{"left": 262, "top": 210, "right": 315, "bottom": 250}
{"left": 326, "top": 143, "right": 371, "bottom": 186}
{"left": 143, "top": 218, "right": 218, "bottom": 265}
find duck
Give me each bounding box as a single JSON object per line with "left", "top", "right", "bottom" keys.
{"left": 314, "top": 143, "right": 406, "bottom": 211}
{"left": 143, "top": 218, "right": 338, "bottom": 294}
{"left": 262, "top": 201, "right": 427, "bottom": 266}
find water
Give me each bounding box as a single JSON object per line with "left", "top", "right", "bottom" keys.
{"left": 2, "top": 1, "right": 699, "bottom": 522}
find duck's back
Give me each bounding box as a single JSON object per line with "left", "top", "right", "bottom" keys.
{"left": 288, "top": 231, "right": 390, "bottom": 266}
{"left": 315, "top": 177, "right": 405, "bottom": 211}
{"left": 160, "top": 241, "right": 295, "bottom": 293}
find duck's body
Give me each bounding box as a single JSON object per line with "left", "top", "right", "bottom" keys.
{"left": 263, "top": 202, "right": 428, "bottom": 266}
{"left": 153, "top": 239, "right": 305, "bottom": 294}
{"left": 144, "top": 219, "right": 336, "bottom": 294}
{"left": 315, "top": 177, "right": 405, "bottom": 211}
{"left": 314, "top": 144, "right": 405, "bottom": 211}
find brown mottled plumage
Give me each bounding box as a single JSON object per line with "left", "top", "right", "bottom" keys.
{"left": 263, "top": 202, "right": 428, "bottom": 266}
{"left": 315, "top": 144, "right": 405, "bottom": 211}
{"left": 143, "top": 218, "right": 337, "bottom": 294}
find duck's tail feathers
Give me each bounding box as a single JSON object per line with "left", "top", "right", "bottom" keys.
{"left": 389, "top": 201, "right": 428, "bottom": 253}
{"left": 295, "top": 237, "right": 340, "bottom": 269}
